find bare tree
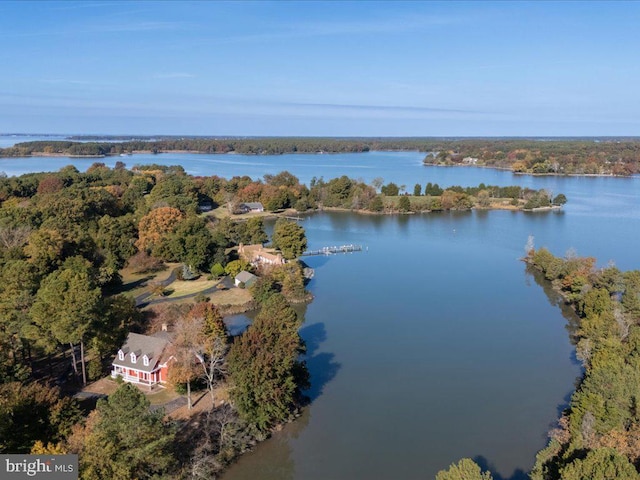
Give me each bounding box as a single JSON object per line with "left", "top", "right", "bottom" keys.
{"left": 525, "top": 235, "right": 535, "bottom": 256}
{"left": 195, "top": 336, "right": 227, "bottom": 405}
{"left": 0, "top": 226, "right": 31, "bottom": 249}
{"left": 614, "top": 306, "right": 631, "bottom": 340}
{"left": 581, "top": 411, "right": 596, "bottom": 448}
{"left": 189, "top": 404, "right": 246, "bottom": 479}
{"left": 371, "top": 177, "right": 384, "bottom": 192}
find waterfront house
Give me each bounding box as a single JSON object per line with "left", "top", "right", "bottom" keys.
{"left": 238, "top": 243, "right": 286, "bottom": 266}
{"left": 111, "top": 332, "right": 173, "bottom": 387}
{"left": 239, "top": 202, "right": 264, "bottom": 213}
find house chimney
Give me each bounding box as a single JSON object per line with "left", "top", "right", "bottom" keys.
{"left": 161, "top": 323, "right": 168, "bottom": 332}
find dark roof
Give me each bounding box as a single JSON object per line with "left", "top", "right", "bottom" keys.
{"left": 112, "top": 332, "right": 170, "bottom": 373}
{"left": 241, "top": 202, "right": 264, "bottom": 210}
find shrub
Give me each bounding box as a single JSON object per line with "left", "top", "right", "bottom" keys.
{"left": 126, "top": 251, "right": 164, "bottom": 274}
{"left": 210, "top": 263, "right": 225, "bottom": 278}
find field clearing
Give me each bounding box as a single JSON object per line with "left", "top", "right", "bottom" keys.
{"left": 384, "top": 195, "right": 523, "bottom": 210}
{"left": 119, "top": 263, "right": 180, "bottom": 298}
{"left": 165, "top": 277, "right": 219, "bottom": 298}
{"left": 209, "top": 286, "right": 253, "bottom": 305}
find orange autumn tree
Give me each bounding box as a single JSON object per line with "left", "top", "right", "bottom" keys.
{"left": 135, "top": 206, "right": 185, "bottom": 253}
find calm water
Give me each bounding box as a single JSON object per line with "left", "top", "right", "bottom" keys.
{"left": 2, "top": 149, "right": 639, "bottom": 478}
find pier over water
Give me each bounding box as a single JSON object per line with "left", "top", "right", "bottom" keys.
{"left": 301, "top": 244, "right": 364, "bottom": 256}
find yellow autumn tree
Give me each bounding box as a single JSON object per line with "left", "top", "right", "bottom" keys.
{"left": 30, "top": 440, "right": 67, "bottom": 454}
{"left": 135, "top": 206, "right": 184, "bottom": 252}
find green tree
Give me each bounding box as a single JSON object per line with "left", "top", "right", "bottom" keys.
{"left": 71, "top": 383, "right": 175, "bottom": 480}
{"left": 0, "top": 382, "right": 81, "bottom": 453}
{"left": 250, "top": 276, "right": 279, "bottom": 304}
{"left": 272, "top": 218, "right": 307, "bottom": 260}
{"left": 398, "top": 196, "right": 411, "bottom": 212}
{"left": 91, "top": 295, "right": 142, "bottom": 370}
{"left": 227, "top": 294, "right": 307, "bottom": 430}
{"left": 381, "top": 182, "right": 399, "bottom": 196}
{"left": 147, "top": 173, "right": 198, "bottom": 214}
{"left": 241, "top": 217, "right": 269, "bottom": 245}
{"left": 210, "top": 262, "right": 225, "bottom": 278}
{"left": 413, "top": 183, "right": 422, "bottom": 196}
{"left": 552, "top": 193, "right": 567, "bottom": 206}
{"left": 270, "top": 262, "right": 308, "bottom": 302}
{"left": 224, "top": 259, "right": 251, "bottom": 278}
{"left": 30, "top": 257, "right": 101, "bottom": 385}
{"left": 157, "top": 216, "right": 216, "bottom": 271}
{"left": 560, "top": 448, "right": 639, "bottom": 480}
{"left": 95, "top": 214, "right": 137, "bottom": 269}
{"left": 0, "top": 259, "right": 40, "bottom": 381}
{"left": 24, "top": 228, "right": 67, "bottom": 275}
{"left": 327, "top": 176, "right": 352, "bottom": 203}
{"left": 367, "top": 195, "right": 384, "bottom": 212}
{"left": 264, "top": 171, "right": 300, "bottom": 187}
{"left": 435, "top": 458, "right": 493, "bottom": 480}
{"left": 425, "top": 182, "right": 443, "bottom": 196}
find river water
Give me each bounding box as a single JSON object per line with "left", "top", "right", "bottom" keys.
{"left": 1, "top": 148, "right": 639, "bottom": 478}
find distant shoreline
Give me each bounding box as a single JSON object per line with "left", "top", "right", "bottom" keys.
{"left": 2, "top": 150, "right": 634, "bottom": 178}
{"left": 421, "top": 162, "right": 635, "bottom": 178}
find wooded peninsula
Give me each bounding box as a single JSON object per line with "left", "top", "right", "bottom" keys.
{"left": 437, "top": 248, "right": 640, "bottom": 480}
{"left": 2, "top": 136, "right": 640, "bottom": 175}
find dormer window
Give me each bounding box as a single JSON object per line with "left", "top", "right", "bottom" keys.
{"left": 142, "top": 355, "right": 149, "bottom": 366}
{"left": 118, "top": 350, "right": 124, "bottom": 361}
{"left": 130, "top": 352, "right": 137, "bottom": 364}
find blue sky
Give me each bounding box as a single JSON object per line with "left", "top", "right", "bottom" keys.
{"left": 1, "top": 1, "right": 639, "bottom": 136}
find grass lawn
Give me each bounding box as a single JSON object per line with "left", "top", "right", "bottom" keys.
{"left": 202, "top": 207, "right": 272, "bottom": 220}
{"left": 118, "top": 263, "right": 180, "bottom": 298}
{"left": 209, "top": 286, "right": 253, "bottom": 305}
{"left": 165, "top": 277, "right": 219, "bottom": 298}
{"left": 202, "top": 206, "right": 300, "bottom": 221}
{"left": 146, "top": 387, "right": 181, "bottom": 406}
{"left": 384, "top": 195, "right": 524, "bottom": 210}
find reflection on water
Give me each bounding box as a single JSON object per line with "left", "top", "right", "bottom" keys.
{"left": 223, "top": 211, "right": 594, "bottom": 480}
{"left": 299, "top": 322, "right": 341, "bottom": 402}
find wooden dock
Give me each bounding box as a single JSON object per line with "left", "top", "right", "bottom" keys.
{"left": 302, "top": 244, "right": 364, "bottom": 256}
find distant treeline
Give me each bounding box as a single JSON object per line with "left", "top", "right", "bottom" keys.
{"left": 2, "top": 137, "right": 640, "bottom": 175}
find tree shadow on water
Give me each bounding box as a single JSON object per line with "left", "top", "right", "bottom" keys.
{"left": 556, "top": 389, "right": 575, "bottom": 419}
{"left": 473, "top": 456, "right": 528, "bottom": 480}
{"left": 299, "top": 322, "right": 341, "bottom": 402}
{"left": 300, "top": 322, "right": 326, "bottom": 356}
